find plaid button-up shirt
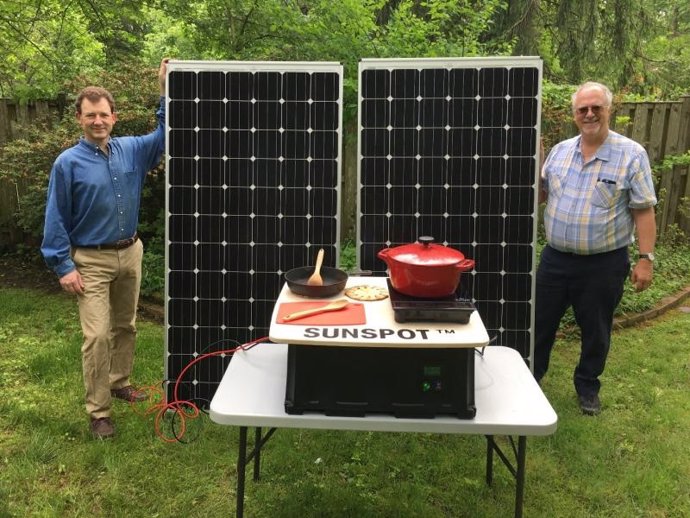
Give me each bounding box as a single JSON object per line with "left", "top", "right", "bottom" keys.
{"left": 542, "top": 131, "right": 657, "bottom": 255}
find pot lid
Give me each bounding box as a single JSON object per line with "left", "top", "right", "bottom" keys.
{"left": 384, "top": 236, "right": 466, "bottom": 266}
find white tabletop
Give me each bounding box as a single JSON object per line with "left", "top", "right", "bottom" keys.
{"left": 210, "top": 343, "right": 558, "bottom": 436}
{"left": 268, "top": 276, "right": 490, "bottom": 348}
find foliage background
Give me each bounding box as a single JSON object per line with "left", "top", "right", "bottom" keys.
{"left": 1, "top": 0, "right": 689, "bottom": 297}
{"left": 3, "top": 1, "right": 689, "bottom": 100}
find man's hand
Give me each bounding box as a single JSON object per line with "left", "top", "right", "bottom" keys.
{"left": 159, "top": 58, "right": 169, "bottom": 95}
{"left": 630, "top": 260, "right": 653, "bottom": 292}
{"left": 59, "top": 270, "right": 85, "bottom": 295}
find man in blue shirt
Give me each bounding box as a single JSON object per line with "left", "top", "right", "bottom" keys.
{"left": 41, "top": 58, "right": 168, "bottom": 439}
{"left": 535, "top": 82, "right": 657, "bottom": 416}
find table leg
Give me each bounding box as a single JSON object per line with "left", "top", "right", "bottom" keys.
{"left": 254, "top": 427, "right": 262, "bottom": 481}
{"left": 484, "top": 435, "right": 527, "bottom": 518}
{"left": 485, "top": 435, "right": 494, "bottom": 485}
{"left": 514, "top": 436, "right": 527, "bottom": 518}
{"left": 236, "top": 426, "right": 247, "bottom": 518}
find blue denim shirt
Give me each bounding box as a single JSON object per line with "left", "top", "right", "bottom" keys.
{"left": 41, "top": 97, "right": 166, "bottom": 277}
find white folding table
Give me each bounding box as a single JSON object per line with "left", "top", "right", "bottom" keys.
{"left": 210, "top": 342, "right": 557, "bottom": 518}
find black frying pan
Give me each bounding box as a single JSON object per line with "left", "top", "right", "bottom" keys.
{"left": 285, "top": 266, "right": 349, "bottom": 298}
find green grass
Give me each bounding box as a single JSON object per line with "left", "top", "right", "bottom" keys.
{"left": 1, "top": 287, "right": 689, "bottom": 517}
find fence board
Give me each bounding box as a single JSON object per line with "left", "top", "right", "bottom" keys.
{"left": 614, "top": 105, "right": 635, "bottom": 138}
{"left": 648, "top": 104, "right": 668, "bottom": 164}
{"left": 665, "top": 161, "right": 685, "bottom": 233}
{"left": 656, "top": 103, "right": 683, "bottom": 231}
{"left": 675, "top": 96, "right": 690, "bottom": 234}
{"left": 630, "top": 103, "right": 651, "bottom": 149}
{"left": 664, "top": 103, "right": 683, "bottom": 156}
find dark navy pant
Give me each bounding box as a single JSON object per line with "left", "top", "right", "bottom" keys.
{"left": 534, "top": 245, "right": 630, "bottom": 397}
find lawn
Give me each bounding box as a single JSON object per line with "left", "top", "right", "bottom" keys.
{"left": 1, "top": 285, "right": 689, "bottom": 518}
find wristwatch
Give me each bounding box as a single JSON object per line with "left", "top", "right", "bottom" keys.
{"left": 638, "top": 252, "right": 655, "bottom": 262}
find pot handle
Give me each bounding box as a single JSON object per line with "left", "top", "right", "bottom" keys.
{"left": 377, "top": 248, "right": 390, "bottom": 260}
{"left": 455, "top": 258, "right": 475, "bottom": 271}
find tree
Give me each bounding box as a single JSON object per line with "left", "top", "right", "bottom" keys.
{"left": 0, "top": 0, "right": 159, "bottom": 99}
{"left": 635, "top": 0, "right": 690, "bottom": 97}
{"left": 493, "top": 0, "right": 690, "bottom": 97}
{"left": 75, "top": 0, "right": 155, "bottom": 62}
{"left": 485, "top": 0, "right": 541, "bottom": 56}
{"left": 0, "top": 0, "right": 105, "bottom": 98}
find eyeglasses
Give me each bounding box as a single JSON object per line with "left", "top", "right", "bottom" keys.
{"left": 575, "top": 105, "right": 606, "bottom": 116}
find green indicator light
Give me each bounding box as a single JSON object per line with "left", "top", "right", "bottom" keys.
{"left": 423, "top": 366, "right": 441, "bottom": 376}
{"left": 422, "top": 381, "right": 431, "bottom": 392}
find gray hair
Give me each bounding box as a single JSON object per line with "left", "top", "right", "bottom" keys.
{"left": 571, "top": 82, "right": 613, "bottom": 110}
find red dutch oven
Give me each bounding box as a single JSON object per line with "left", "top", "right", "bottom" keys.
{"left": 377, "top": 236, "right": 475, "bottom": 298}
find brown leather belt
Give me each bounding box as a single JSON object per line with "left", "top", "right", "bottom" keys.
{"left": 80, "top": 234, "right": 139, "bottom": 250}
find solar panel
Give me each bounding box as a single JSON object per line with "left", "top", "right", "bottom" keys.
{"left": 165, "top": 61, "right": 343, "bottom": 405}
{"left": 357, "top": 57, "right": 542, "bottom": 360}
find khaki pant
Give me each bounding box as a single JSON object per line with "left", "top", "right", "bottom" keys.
{"left": 72, "top": 240, "right": 143, "bottom": 419}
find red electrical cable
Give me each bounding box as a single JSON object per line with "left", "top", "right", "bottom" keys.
{"left": 125, "top": 336, "right": 270, "bottom": 442}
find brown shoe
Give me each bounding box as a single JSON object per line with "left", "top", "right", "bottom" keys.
{"left": 91, "top": 417, "right": 115, "bottom": 439}
{"left": 111, "top": 385, "right": 147, "bottom": 403}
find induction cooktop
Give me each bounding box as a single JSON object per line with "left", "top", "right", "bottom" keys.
{"left": 386, "top": 279, "right": 476, "bottom": 324}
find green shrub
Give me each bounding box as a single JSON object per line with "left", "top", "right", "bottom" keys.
{"left": 541, "top": 80, "right": 577, "bottom": 149}
{"left": 141, "top": 246, "right": 165, "bottom": 300}
{"left": 0, "top": 122, "right": 75, "bottom": 242}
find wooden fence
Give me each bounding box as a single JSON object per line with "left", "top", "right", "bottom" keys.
{"left": 0, "top": 97, "right": 65, "bottom": 145}
{"left": 1, "top": 95, "right": 690, "bottom": 247}
{"left": 612, "top": 96, "right": 690, "bottom": 235}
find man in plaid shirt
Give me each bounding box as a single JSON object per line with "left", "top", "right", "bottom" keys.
{"left": 534, "top": 81, "right": 657, "bottom": 415}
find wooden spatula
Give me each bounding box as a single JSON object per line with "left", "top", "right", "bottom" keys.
{"left": 306, "top": 248, "right": 325, "bottom": 286}
{"left": 282, "top": 298, "right": 350, "bottom": 322}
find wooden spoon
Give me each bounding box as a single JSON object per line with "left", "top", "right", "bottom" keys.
{"left": 306, "top": 248, "right": 325, "bottom": 286}
{"left": 282, "top": 298, "right": 350, "bottom": 322}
